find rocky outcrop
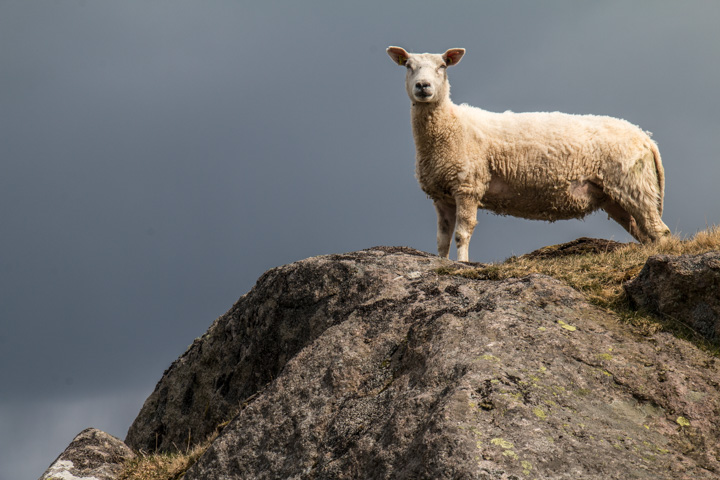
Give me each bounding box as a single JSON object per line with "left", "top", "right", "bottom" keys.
{"left": 125, "top": 246, "right": 443, "bottom": 453}
{"left": 39, "top": 428, "right": 134, "bottom": 480}
{"left": 625, "top": 251, "right": 720, "bottom": 342}
{"left": 124, "top": 246, "right": 720, "bottom": 479}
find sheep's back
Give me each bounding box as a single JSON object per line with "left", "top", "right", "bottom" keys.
{"left": 456, "top": 107, "right": 656, "bottom": 219}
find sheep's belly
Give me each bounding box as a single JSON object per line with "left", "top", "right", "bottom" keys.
{"left": 480, "top": 177, "right": 602, "bottom": 221}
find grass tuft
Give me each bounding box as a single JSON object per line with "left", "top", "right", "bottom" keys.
{"left": 118, "top": 439, "right": 212, "bottom": 480}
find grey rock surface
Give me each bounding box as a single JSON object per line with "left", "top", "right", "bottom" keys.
{"left": 126, "top": 246, "right": 440, "bottom": 453}
{"left": 40, "top": 428, "right": 134, "bottom": 480}
{"left": 125, "top": 246, "right": 720, "bottom": 479}
{"left": 625, "top": 250, "right": 720, "bottom": 342}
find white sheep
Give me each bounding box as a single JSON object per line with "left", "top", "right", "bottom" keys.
{"left": 387, "top": 46, "right": 671, "bottom": 262}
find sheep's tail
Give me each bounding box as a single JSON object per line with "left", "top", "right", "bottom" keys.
{"left": 650, "top": 141, "right": 665, "bottom": 216}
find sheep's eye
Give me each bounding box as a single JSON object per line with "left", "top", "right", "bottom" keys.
{"left": 438, "top": 64, "right": 447, "bottom": 71}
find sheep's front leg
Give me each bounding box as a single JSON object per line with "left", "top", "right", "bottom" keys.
{"left": 434, "top": 200, "right": 456, "bottom": 258}
{"left": 454, "top": 196, "right": 478, "bottom": 262}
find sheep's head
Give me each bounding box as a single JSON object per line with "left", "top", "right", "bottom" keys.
{"left": 387, "top": 47, "right": 465, "bottom": 104}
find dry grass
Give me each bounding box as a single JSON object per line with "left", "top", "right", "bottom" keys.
{"left": 439, "top": 226, "right": 720, "bottom": 352}
{"left": 117, "top": 442, "right": 210, "bottom": 480}
{"left": 117, "top": 428, "right": 223, "bottom": 480}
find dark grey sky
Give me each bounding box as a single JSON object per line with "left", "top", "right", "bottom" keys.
{"left": 2, "top": 1, "right": 719, "bottom": 478}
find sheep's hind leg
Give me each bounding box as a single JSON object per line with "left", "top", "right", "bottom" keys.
{"left": 601, "top": 199, "right": 650, "bottom": 243}
{"left": 630, "top": 206, "right": 671, "bottom": 243}
{"left": 602, "top": 197, "right": 670, "bottom": 244}
{"left": 454, "top": 196, "right": 478, "bottom": 262}
{"left": 434, "top": 200, "right": 456, "bottom": 258}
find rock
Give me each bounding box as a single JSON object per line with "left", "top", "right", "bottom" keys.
{"left": 39, "top": 428, "right": 134, "bottom": 480}
{"left": 125, "top": 246, "right": 440, "bottom": 453}
{"left": 522, "top": 237, "right": 628, "bottom": 259}
{"left": 625, "top": 251, "right": 720, "bottom": 342}
{"left": 125, "top": 246, "right": 720, "bottom": 479}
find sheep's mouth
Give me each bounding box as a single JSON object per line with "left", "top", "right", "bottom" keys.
{"left": 414, "top": 90, "right": 433, "bottom": 100}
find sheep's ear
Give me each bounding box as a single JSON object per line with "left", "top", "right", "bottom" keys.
{"left": 387, "top": 46, "right": 411, "bottom": 66}
{"left": 443, "top": 48, "right": 465, "bottom": 66}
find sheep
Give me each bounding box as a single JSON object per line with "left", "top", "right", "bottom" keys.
{"left": 386, "top": 46, "right": 671, "bottom": 262}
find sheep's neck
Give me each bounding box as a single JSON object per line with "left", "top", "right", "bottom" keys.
{"left": 411, "top": 100, "right": 459, "bottom": 155}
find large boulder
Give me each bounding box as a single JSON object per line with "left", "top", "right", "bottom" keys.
{"left": 124, "top": 247, "right": 720, "bottom": 479}
{"left": 625, "top": 251, "right": 720, "bottom": 342}
{"left": 126, "top": 246, "right": 443, "bottom": 453}
{"left": 39, "top": 428, "right": 134, "bottom": 480}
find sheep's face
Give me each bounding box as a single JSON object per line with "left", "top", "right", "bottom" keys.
{"left": 404, "top": 54, "right": 449, "bottom": 104}
{"left": 387, "top": 47, "right": 465, "bottom": 104}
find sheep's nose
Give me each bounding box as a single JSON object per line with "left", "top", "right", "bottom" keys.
{"left": 415, "top": 81, "right": 431, "bottom": 90}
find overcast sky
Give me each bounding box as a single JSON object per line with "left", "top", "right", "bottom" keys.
{"left": 2, "top": 1, "right": 719, "bottom": 478}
